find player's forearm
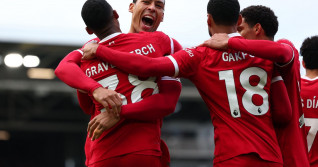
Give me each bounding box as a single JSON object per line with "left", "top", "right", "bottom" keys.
{"left": 55, "top": 50, "right": 102, "bottom": 94}
{"left": 270, "top": 79, "right": 292, "bottom": 125}
{"left": 96, "top": 45, "right": 175, "bottom": 77}
{"left": 228, "top": 38, "right": 293, "bottom": 64}
{"left": 77, "top": 90, "right": 95, "bottom": 115}
{"left": 120, "top": 79, "right": 181, "bottom": 120}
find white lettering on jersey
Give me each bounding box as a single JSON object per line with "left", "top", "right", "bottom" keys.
{"left": 85, "top": 62, "right": 115, "bottom": 77}
{"left": 130, "top": 44, "right": 156, "bottom": 55}
{"left": 185, "top": 48, "right": 194, "bottom": 57}
{"left": 305, "top": 96, "right": 318, "bottom": 109}
{"left": 222, "top": 51, "right": 252, "bottom": 62}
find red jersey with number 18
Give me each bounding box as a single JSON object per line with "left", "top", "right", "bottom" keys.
{"left": 168, "top": 34, "right": 282, "bottom": 164}
{"left": 80, "top": 31, "right": 180, "bottom": 166}
{"left": 301, "top": 76, "right": 318, "bottom": 166}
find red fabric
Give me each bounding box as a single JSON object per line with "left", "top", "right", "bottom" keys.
{"left": 228, "top": 37, "right": 293, "bottom": 64}
{"left": 214, "top": 153, "right": 283, "bottom": 167}
{"left": 81, "top": 32, "right": 181, "bottom": 166}
{"left": 96, "top": 46, "right": 175, "bottom": 77}
{"left": 121, "top": 79, "right": 181, "bottom": 120}
{"left": 229, "top": 38, "right": 310, "bottom": 166}
{"left": 301, "top": 76, "right": 318, "bottom": 167}
{"left": 270, "top": 69, "right": 292, "bottom": 125}
{"left": 88, "top": 154, "right": 160, "bottom": 167}
{"left": 54, "top": 50, "right": 102, "bottom": 94}
{"left": 160, "top": 140, "right": 170, "bottom": 167}
{"left": 172, "top": 36, "right": 282, "bottom": 164}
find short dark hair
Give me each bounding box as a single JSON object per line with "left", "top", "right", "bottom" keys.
{"left": 241, "top": 5, "right": 278, "bottom": 39}
{"left": 133, "top": 0, "right": 137, "bottom": 3}
{"left": 207, "top": 0, "right": 240, "bottom": 26}
{"left": 300, "top": 36, "right": 318, "bottom": 69}
{"left": 81, "top": 0, "right": 113, "bottom": 32}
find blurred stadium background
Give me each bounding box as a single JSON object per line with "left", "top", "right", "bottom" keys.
{"left": 0, "top": 41, "right": 214, "bottom": 167}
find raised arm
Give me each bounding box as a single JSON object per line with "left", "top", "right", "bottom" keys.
{"left": 228, "top": 37, "right": 294, "bottom": 64}
{"left": 55, "top": 50, "right": 122, "bottom": 113}
{"left": 200, "top": 33, "right": 293, "bottom": 64}
{"left": 120, "top": 77, "right": 181, "bottom": 120}
{"left": 55, "top": 50, "right": 102, "bottom": 94}
{"left": 82, "top": 43, "right": 176, "bottom": 77}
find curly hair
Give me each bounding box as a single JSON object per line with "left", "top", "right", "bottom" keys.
{"left": 300, "top": 36, "right": 318, "bottom": 69}
{"left": 241, "top": 5, "right": 278, "bottom": 39}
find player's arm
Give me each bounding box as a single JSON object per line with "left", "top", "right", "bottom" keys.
{"left": 77, "top": 90, "right": 95, "bottom": 115}
{"left": 82, "top": 43, "right": 176, "bottom": 77}
{"left": 55, "top": 50, "right": 102, "bottom": 94}
{"left": 120, "top": 78, "right": 181, "bottom": 120}
{"left": 55, "top": 50, "right": 122, "bottom": 114}
{"left": 228, "top": 38, "right": 294, "bottom": 64}
{"left": 270, "top": 76, "right": 292, "bottom": 125}
{"left": 200, "top": 33, "right": 293, "bottom": 64}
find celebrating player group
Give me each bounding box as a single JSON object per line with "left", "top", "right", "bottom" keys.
{"left": 55, "top": 0, "right": 318, "bottom": 166}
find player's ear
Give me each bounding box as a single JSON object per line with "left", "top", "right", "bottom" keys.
{"left": 237, "top": 15, "right": 242, "bottom": 27}
{"left": 161, "top": 13, "right": 164, "bottom": 22}
{"left": 302, "top": 60, "right": 306, "bottom": 68}
{"left": 207, "top": 14, "right": 213, "bottom": 27}
{"left": 85, "top": 27, "right": 94, "bottom": 35}
{"left": 113, "top": 10, "right": 119, "bottom": 19}
{"left": 254, "top": 23, "right": 262, "bottom": 36}
{"left": 129, "top": 3, "right": 135, "bottom": 13}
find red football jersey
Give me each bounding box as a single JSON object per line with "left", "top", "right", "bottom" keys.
{"left": 301, "top": 76, "right": 318, "bottom": 166}
{"left": 169, "top": 34, "right": 282, "bottom": 164}
{"left": 79, "top": 31, "right": 180, "bottom": 166}
{"left": 275, "top": 39, "right": 310, "bottom": 167}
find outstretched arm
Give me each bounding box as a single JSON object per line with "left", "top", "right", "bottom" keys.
{"left": 55, "top": 50, "right": 102, "bottom": 94}
{"left": 82, "top": 43, "right": 176, "bottom": 77}
{"left": 228, "top": 37, "right": 293, "bottom": 64}
{"left": 120, "top": 78, "right": 181, "bottom": 120}
{"left": 199, "top": 33, "right": 293, "bottom": 64}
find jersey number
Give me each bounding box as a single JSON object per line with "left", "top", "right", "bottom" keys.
{"left": 219, "top": 67, "right": 269, "bottom": 118}
{"left": 98, "top": 74, "right": 158, "bottom": 106}
{"left": 305, "top": 118, "right": 318, "bottom": 152}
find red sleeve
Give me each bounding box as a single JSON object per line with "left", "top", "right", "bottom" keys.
{"left": 77, "top": 90, "right": 95, "bottom": 115}
{"left": 228, "top": 37, "right": 293, "bottom": 64}
{"left": 96, "top": 45, "right": 175, "bottom": 77}
{"left": 54, "top": 50, "right": 102, "bottom": 94}
{"left": 120, "top": 78, "right": 181, "bottom": 120}
{"left": 172, "top": 38, "right": 183, "bottom": 53}
{"left": 270, "top": 75, "right": 292, "bottom": 125}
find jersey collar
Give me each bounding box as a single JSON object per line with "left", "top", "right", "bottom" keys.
{"left": 99, "top": 32, "right": 122, "bottom": 44}
{"left": 228, "top": 32, "right": 241, "bottom": 38}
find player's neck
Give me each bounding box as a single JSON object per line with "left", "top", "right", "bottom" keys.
{"left": 305, "top": 69, "right": 318, "bottom": 79}
{"left": 97, "top": 27, "right": 121, "bottom": 40}
{"left": 212, "top": 25, "right": 237, "bottom": 35}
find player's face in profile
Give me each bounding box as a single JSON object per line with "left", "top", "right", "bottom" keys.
{"left": 129, "top": 0, "right": 165, "bottom": 32}
{"left": 237, "top": 18, "right": 257, "bottom": 40}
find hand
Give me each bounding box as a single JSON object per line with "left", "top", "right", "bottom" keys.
{"left": 82, "top": 43, "right": 99, "bottom": 60}
{"left": 87, "top": 111, "right": 120, "bottom": 141}
{"left": 198, "top": 33, "right": 230, "bottom": 50}
{"left": 92, "top": 87, "right": 122, "bottom": 117}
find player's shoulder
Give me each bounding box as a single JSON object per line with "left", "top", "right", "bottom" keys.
{"left": 277, "top": 39, "right": 296, "bottom": 48}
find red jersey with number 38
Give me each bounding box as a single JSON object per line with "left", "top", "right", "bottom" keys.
{"left": 80, "top": 31, "right": 179, "bottom": 165}
{"left": 168, "top": 34, "right": 282, "bottom": 164}
{"left": 301, "top": 76, "right": 318, "bottom": 166}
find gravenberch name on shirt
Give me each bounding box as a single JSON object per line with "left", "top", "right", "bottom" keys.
{"left": 85, "top": 44, "right": 156, "bottom": 77}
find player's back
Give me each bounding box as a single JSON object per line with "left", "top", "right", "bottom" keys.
{"left": 171, "top": 35, "right": 282, "bottom": 164}
{"left": 301, "top": 76, "right": 318, "bottom": 166}
{"left": 80, "top": 31, "right": 175, "bottom": 165}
